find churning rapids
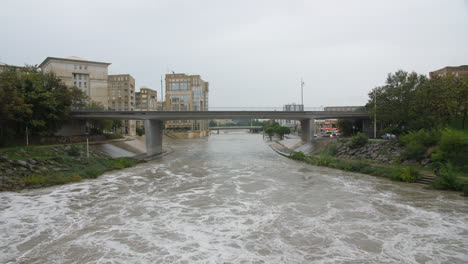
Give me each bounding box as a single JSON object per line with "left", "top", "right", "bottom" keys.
{"left": 1, "top": 132, "right": 467, "bottom": 263}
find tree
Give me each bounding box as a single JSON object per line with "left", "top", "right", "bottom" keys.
{"left": 265, "top": 127, "right": 275, "bottom": 141}
{"left": 366, "top": 70, "right": 427, "bottom": 133}
{"left": 209, "top": 120, "right": 217, "bottom": 127}
{"left": 275, "top": 126, "right": 291, "bottom": 139}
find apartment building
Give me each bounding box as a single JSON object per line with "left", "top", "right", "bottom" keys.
{"left": 165, "top": 73, "right": 209, "bottom": 136}
{"left": 108, "top": 74, "right": 136, "bottom": 135}
{"left": 108, "top": 74, "right": 135, "bottom": 111}
{"left": 39, "top": 56, "right": 111, "bottom": 107}
{"left": 429, "top": 65, "right": 468, "bottom": 79}
{"left": 135, "top": 88, "right": 158, "bottom": 111}
{"left": 0, "top": 62, "right": 23, "bottom": 73}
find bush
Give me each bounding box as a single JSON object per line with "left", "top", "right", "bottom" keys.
{"left": 399, "top": 129, "right": 439, "bottom": 147}
{"left": 69, "top": 173, "right": 82, "bottom": 182}
{"left": 399, "top": 167, "right": 420, "bottom": 182}
{"left": 290, "top": 151, "right": 306, "bottom": 161}
{"left": 136, "top": 127, "right": 144, "bottom": 136}
{"left": 431, "top": 163, "right": 461, "bottom": 191}
{"left": 113, "top": 158, "right": 137, "bottom": 169}
{"left": 66, "top": 145, "right": 81, "bottom": 157}
{"left": 401, "top": 141, "right": 426, "bottom": 161}
{"left": 349, "top": 133, "right": 368, "bottom": 149}
{"left": 432, "top": 129, "right": 468, "bottom": 167}
{"left": 322, "top": 143, "right": 338, "bottom": 156}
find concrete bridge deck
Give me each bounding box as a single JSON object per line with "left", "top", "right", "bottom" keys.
{"left": 70, "top": 110, "right": 370, "bottom": 156}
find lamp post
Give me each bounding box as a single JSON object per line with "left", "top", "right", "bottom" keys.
{"left": 374, "top": 90, "right": 377, "bottom": 139}
{"left": 85, "top": 125, "right": 89, "bottom": 160}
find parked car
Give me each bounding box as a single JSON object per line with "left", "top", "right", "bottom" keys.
{"left": 381, "top": 133, "right": 396, "bottom": 140}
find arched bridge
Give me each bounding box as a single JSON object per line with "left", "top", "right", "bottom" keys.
{"left": 71, "top": 110, "right": 369, "bottom": 156}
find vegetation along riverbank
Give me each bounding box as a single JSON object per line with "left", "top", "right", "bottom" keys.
{"left": 288, "top": 130, "right": 468, "bottom": 197}
{"left": 0, "top": 143, "right": 140, "bottom": 192}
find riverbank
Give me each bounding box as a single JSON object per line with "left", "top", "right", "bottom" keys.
{"left": 0, "top": 142, "right": 142, "bottom": 192}
{"left": 270, "top": 136, "right": 468, "bottom": 196}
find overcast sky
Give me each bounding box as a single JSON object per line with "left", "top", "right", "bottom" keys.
{"left": 1, "top": 0, "right": 468, "bottom": 108}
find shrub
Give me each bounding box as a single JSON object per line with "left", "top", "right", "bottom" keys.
{"left": 113, "top": 158, "right": 137, "bottom": 169}
{"left": 399, "top": 167, "right": 420, "bottom": 182}
{"left": 432, "top": 129, "right": 468, "bottom": 167}
{"left": 69, "top": 173, "right": 82, "bottom": 182}
{"left": 399, "top": 129, "right": 439, "bottom": 147}
{"left": 66, "top": 145, "right": 81, "bottom": 157}
{"left": 23, "top": 174, "right": 48, "bottom": 186}
{"left": 290, "top": 151, "right": 306, "bottom": 161}
{"left": 316, "top": 153, "right": 333, "bottom": 166}
{"left": 322, "top": 143, "right": 338, "bottom": 156}
{"left": 349, "top": 133, "right": 368, "bottom": 149}
{"left": 431, "top": 163, "right": 460, "bottom": 191}
{"left": 136, "top": 127, "right": 144, "bottom": 136}
{"left": 401, "top": 141, "right": 426, "bottom": 161}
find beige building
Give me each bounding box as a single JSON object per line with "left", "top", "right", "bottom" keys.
{"left": 108, "top": 74, "right": 136, "bottom": 135}
{"left": 429, "top": 65, "right": 468, "bottom": 79}
{"left": 0, "top": 62, "right": 23, "bottom": 73}
{"left": 108, "top": 74, "right": 135, "bottom": 111}
{"left": 39, "top": 56, "right": 111, "bottom": 107}
{"left": 135, "top": 88, "right": 158, "bottom": 111}
{"left": 165, "top": 73, "right": 209, "bottom": 135}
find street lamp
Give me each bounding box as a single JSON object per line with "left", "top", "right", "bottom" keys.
{"left": 85, "top": 124, "right": 90, "bottom": 160}
{"left": 374, "top": 90, "right": 377, "bottom": 139}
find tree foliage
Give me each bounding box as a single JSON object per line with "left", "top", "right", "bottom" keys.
{"left": 0, "top": 66, "right": 87, "bottom": 145}
{"left": 367, "top": 70, "right": 468, "bottom": 132}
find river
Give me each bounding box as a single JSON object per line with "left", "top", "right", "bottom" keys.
{"left": 1, "top": 132, "right": 467, "bottom": 263}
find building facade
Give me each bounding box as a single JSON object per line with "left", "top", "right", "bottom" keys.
{"left": 429, "top": 65, "right": 468, "bottom": 79}
{"left": 108, "top": 74, "right": 136, "bottom": 135}
{"left": 165, "top": 73, "right": 209, "bottom": 134}
{"left": 108, "top": 74, "right": 135, "bottom": 111}
{"left": 0, "top": 63, "right": 23, "bottom": 73}
{"left": 135, "top": 88, "right": 158, "bottom": 111}
{"left": 280, "top": 103, "right": 302, "bottom": 128}
{"left": 39, "top": 56, "right": 111, "bottom": 107}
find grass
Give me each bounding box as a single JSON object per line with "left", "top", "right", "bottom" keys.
{"left": 0, "top": 144, "right": 141, "bottom": 191}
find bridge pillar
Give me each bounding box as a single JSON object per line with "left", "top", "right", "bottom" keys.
{"left": 300, "top": 119, "right": 315, "bottom": 142}
{"left": 145, "top": 119, "right": 163, "bottom": 156}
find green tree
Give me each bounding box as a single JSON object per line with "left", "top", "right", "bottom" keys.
{"left": 366, "top": 70, "right": 427, "bottom": 133}
{"left": 275, "top": 126, "right": 291, "bottom": 139}
{"left": 265, "top": 127, "right": 275, "bottom": 141}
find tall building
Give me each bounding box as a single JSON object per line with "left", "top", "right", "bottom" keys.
{"left": 39, "top": 56, "right": 111, "bottom": 107}
{"left": 165, "top": 73, "right": 209, "bottom": 134}
{"left": 135, "top": 88, "right": 158, "bottom": 111}
{"left": 108, "top": 74, "right": 135, "bottom": 111}
{"left": 108, "top": 74, "right": 136, "bottom": 135}
{"left": 429, "top": 65, "right": 468, "bottom": 79}
{"left": 280, "top": 103, "right": 302, "bottom": 128}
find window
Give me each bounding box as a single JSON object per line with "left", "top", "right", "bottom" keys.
{"left": 79, "top": 74, "right": 82, "bottom": 80}
{"left": 74, "top": 65, "right": 77, "bottom": 69}
{"left": 84, "top": 82, "right": 87, "bottom": 88}
{"left": 79, "top": 65, "right": 82, "bottom": 69}
{"left": 74, "top": 81, "right": 77, "bottom": 86}
{"left": 84, "top": 65, "right": 87, "bottom": 70}
{"left": 79, "top": 82, "right": 81, "bottom": 87}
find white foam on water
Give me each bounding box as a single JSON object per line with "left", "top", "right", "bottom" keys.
{"left": 1, "top": 133, "right": 467, "bottom": 263}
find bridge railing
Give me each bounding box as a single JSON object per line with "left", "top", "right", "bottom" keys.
{"left": 72, "top": 106, "right": 328, "bottom": 112}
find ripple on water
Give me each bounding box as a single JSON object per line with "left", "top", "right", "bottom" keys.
{"left": 1, "top": 133, "right": 467, "bottom": 263}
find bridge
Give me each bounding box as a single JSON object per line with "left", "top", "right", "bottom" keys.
{"left": 71, "top": 110, "right": 369, "bottom": 156}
